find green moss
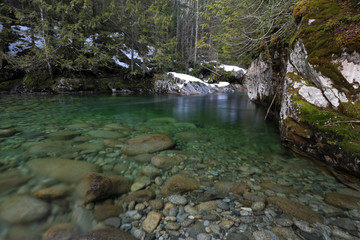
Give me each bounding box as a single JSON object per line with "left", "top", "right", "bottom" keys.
{"left": 342, "top": 101, "right": 360, "bottom": 119}
{"left": 286, "top": 72, "right": 303, "bottom": 82}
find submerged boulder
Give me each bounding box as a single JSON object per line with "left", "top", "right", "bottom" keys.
{"left": 121, "top": 135, "right": 175, "bottom": 156}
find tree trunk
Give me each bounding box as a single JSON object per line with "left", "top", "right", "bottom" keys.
{"left": 40, "top": 0, "right": 52, "bottom": 78}
{"left": 194, "top": 0, "right": 199, "bottom": 65}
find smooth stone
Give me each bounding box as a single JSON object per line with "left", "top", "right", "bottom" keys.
{"left": 196, "top": 201, "right": 217, "bottom": 212}
{"left": 0, "top": 195, "right": 50, "bottom": 224}
{"left": 121, "top": 135, "right": 175, "bottom": 156}
{"left": 42, "top": 223, "right": 78, "bottom": 240}
{"left": 197, "top": 233, "right": 211, "bottom": 240}
{"left": 184, "top": 205, "right": 198, "bottom": 215}
{"left": 251, "top": 201, "right": 265, "bottom": 211}
{"left": 113, "top": 163, "right": 128, "bottom": 173}
{"left": 177, "top": 132, "right": 209, "bottom": 141}
{"left": 27, "top": 141, "right": 71, "bottom": 156}
{"left": 150, "top": 199, "right": 164, "bottom": 210}
{"left": 88, "top": 130, "right": 125, "bottom": 139}
{"left": 122, "top": 189, "right": 155, "bottom": 204}
{"left": 0, "top": 171, "right": 30, "bottom": 194}
{"left": 74, "top": 142, "right": 104, "bottom": 152}
{"left": 253, "top": 230, "right": 274, "bottom": 240}
{"left": 151, "top": 155, "right": 181, "bottom": 170}
{"left": 142, "top": 211, "right": 163, "bottom": 233}
{"left": 103, "top": 139, "right": 125, "bottom": 148}
{"left": 76, "top": 172, "right": 131, "bottom": 203}
{"left": 260, "top": 182, "right": 297, "bottom": 195}
{"left": 332, "top": 227, "right": 355, "bottom": 240}
{"left": 275, "top": 218, "right": 294, "bottom": 227}
{"left": 93, "top": 204, "right": 123, "bottom": 221}
{"left": 219, "top": 220, "right": 234, "bottom": 229}
{"left": 267, "top": 196, "right": 323, "bottom": 223}
{"left": 324, "top": 192, "right": 360, "bottom": 210}
{"left": 187, "top": 221, "right": 207, "bottom": 238}
{"left": 161, "top": 174, "right": 200, "bottom": 195}
{"left": 103, "top": 217, "right": 121, "bottom": 228}
{"left": 216, "top": 200, "right": 230, "bottom": 210}
{"left": 34, "top": 185, "right": 70, "bottom": 200}
{"left": 140, "top": 165, "right": 161, "bottom": 178}
{"left": 214, "top": 181, "right": 250, "bottom": 195}
{"left": 47, "top": 131, "right": 80, "bottom": 140}
{"left": 67, "top": 123, "right": 91, "bottom": 129}
{"left": 26, "top": 158, "right": 100, "bottom": 183}
{"left": 131, "top": 181, "right": 147, "bottom": 192}
{"left": 166, "top": 222, "right": 181, "bottom": 230}
{"left": 332, "top": 218, "right": 357, "bottom": 231}
{"left": 130, "top": 154, "right": 153, "bottom": 163}
{"left": 104, "top": 123, "right": 129, "bottom": 130}
{"left": 72, "top": 229, "right": 138, "bottom": 240}
{"left": 0, "top": 128, "right": 17, "bottom": 137}
{"left": 271, "top": 227, "right": 300, "bottom": 240}
{"left": 226, "top": 232, "right": 250, "bottom": 240}
{"left": 135, "top": 203, "right": 146, "bottom": 211}
{"left": 168, "top": 194, "right": 188, "bottom": 205}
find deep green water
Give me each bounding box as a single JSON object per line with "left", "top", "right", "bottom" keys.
{"left": 0, "top": 93, "right": 347, "bottom": 239}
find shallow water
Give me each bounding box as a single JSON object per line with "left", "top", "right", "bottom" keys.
{"left": 0, "top": 93, "right": 358, "bottom": 239}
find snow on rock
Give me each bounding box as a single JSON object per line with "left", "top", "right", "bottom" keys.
{"left": 154, "top": 72, "right": 244, "bottom": 95}
{"left": 298, "top": 85, "right": 329, "bottom": 108}
{"left": 220, "top": 64, "right": 247, "bottom": 73}
{"left": 333, "top": 51, "right": 360, "bottom": 89}
{"left": 112, "top": 56, "right": 129, "bottom": 68}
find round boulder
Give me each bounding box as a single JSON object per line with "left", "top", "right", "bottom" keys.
{"left": 121, "top": 135, "right": 175, "bottom": 156}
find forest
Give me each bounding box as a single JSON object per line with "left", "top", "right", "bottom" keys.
{"left": 0, "top": 0, "right": 295, "bottom": 82}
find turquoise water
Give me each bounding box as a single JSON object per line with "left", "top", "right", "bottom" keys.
{"left": 0, "top": 93, "right": 347, "bottom": 239}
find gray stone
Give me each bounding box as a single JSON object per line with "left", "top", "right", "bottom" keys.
{"left": 88, "top": 130, "right": 125, "bottom": 139}
{"left": 197, "top": 233, "right": 211, "bottom": 240}
{"left": 168, "top": 195, "right": 188, "bottom": 205}
{"left": 251, "top": 201, "right": 265, "bottom": 211}
{"left": 216, "top": 200, "right": 230, "bottom": 210}
{"left": 187, "top": 221, "right": 207, "bottom": 238}
{"left": 122, "top": 135, "right": 175, "bottom": 156}
{"left": 226, "top": 232, "right": 250, "bottom": 240}
{"left": 103, "top": 217, "right": 121, "bottom": 228}
{"left": 0, "top": 195, "right": 50, "bottom": 224}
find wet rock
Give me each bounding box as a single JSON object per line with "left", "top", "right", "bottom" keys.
{"left": 93, "top": 204, "right": 123, "bottom": 221}
{"left": 131, "top": 176, "right": 151, "bottom": 192}
{"left": 26, "top": 158, "right": 100, "bottom": 183}
{"left": 33, "top": 185, "right": 70, "bottom": 200}
{"left": 166, "top": 222, "right": 181, "bottom": 230}
{"left": 151, "top": 155, "right": 181, "bottom": 170}
{"left": 103, "top": 217, "right": 121, "bottom": 228}
{"left": 67, "top": 123, "right": 91, "bottom": 129}
{"left": 104, "top": 123, "right": 129, "bottom": 131}
{"left": 27, "top": 141, "right": 71, "bottom": 156}
{"left": 122, "top": 189, "right": 155, "bottom": 204}
{"left": 76, "top": 172, "right": 132, "bottom": 203}
{"left": 130, "top": 153, "right": 153, "bottom": 163}
{"left": 332, "top": 227, "right": 355, "bottom": 240}
{"left": 260, "top": 182, "right": 297, "bottom": 195}
{"left": 42, "top": 223, "right": 78, "bottom": 240}
{"left": 140, "top": 165, "right": 161, "bottom": 178}
{"left": 197, "top": 233, "right": 211, "bottom": 240}
{"left": 161, "top": 174, "right": 200, "bottom": 195}
{"left": 226, "top": 232, "right": 250, "bottom": 240}
{"left": 253, "top": 230, "right": 274, "bottom": 240}
{"left": 267, "top": 196, "right": 323, "bottom": 223}
{"left": 177, "top": 132, "right": 209, "bottom": 141}
{"left": 0, "top": 128, "right": 17, "bottom": 137}
{"left": 74, "top": 142, "right": 104, "bottom": 153}
{"left": 121, "top": 135, "right": 175, "bottom": 155}
{"left": 0, "top": 170, "right": 30, "bottom": 194}
{"left": 332, "top": 217, "right": 357, "bottom": 231}
{"left": 219, "top": 220, "right": 234, "bottom": 229}
{"left": 113, "top": 163, "right": 128, "bottom": 173}
{"left": 187, "top": 221, "right": 207, "bottom": 239}
{"left": 46, "top": 131, "right": 80, "bottom": 140}
{"left": 275, "top": 218, "right": 294, "bottom": 227}
{"left": 142, "top": 211, "right": 162, "bottom": 233}
{"left": 149, "top": 199, "right": 164, "bottom": 210}
{"left": 103, "top": 139, "right": 125, "bottom": 148}
{"left": 72, "top": 228, "right": 138, "bottom": 240}
{"left": 196, "top": 201, "right": 217, "bottom": 212}
{"left": 251, "top": 201, "right": 265, "bottom": 211}
{"left": 271, "top": 227, "right": 300, "bottom": 240}
{"left": 168, "top": 194, "right": 188, "bottom": 205}
{"left": 88, "top": 130, "right": 125, "bottom": 139}
{"left": 214, "top": 181, "right": 250, "bottom": 195}
{"left": 0, "top": 195, "right": 50, "bottom": 224}
{"left": 324, "top": 192, "right": 360, "bottom": 210}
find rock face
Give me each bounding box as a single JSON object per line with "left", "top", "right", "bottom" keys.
{"left": 244, "top": 1, "right": 360, "bottom": 180}
{"left": 121, "top": 135, "right": 176, "bottom": 156}
{"left": 0, "top": 195, "right": 50, "bottom": 224}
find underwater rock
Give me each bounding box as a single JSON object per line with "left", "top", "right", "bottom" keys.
{"left": 176, "top": 132, "right": 209, "bottom": 141}
{"left": 93, "top": 204, "right": 123, "bottom": 221}
{"left": 260, "top": 182, "right": 297, "bottom": 195}
{"left": 151, "top": 155, "right": 182, "bottom": 170}
{"left": 72, "top": 228, "right": 138, "bottom": 240}
{"left": 122, "top": 189, "right": 155, "bottom": 204}
{"left": 88, "top": 130, "right": 126, "bottom": 139}
{"left": 121, "top": 135, "right": 176, "bottom": 156}
{"left": 42, "top": 223, "right": 78, "bottom": 240}
{"left": 26, "top": 158, "right": 101, "bottom": 183}
{"left": 324, "top": 192, "right": 360, "bottom": 210}
{"left": 0, "top": 170, "right": 30, "bottom": 194}
{"left": 76, "top": 172, "right": 132, "bottom": 203}
{"left": 267, "top": 196, "right": 323, "bottom": 223}
{"left": 142, "top": 211, "right": 163, "bottom": 233}
{"left": 214, "top": 181, "right": 250, "bottom": 196}
{"left": 26, "top": 141, "right": 72, "bottom": 157}
{"left": 0, "top": 195, "right": 50, "bottom": 224}
{"left": 33, "top": 185, "right": 70, "bottom": 200}
{"left": 0, "top": 128, "right": 17, "bottom": 137}
{"left": 46, "top": 131, "right": 80, "bottom": 140}
{"left": 161, "top": 174, "right": 200, "bottom": 195}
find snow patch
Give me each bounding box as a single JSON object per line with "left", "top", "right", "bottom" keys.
{"left": 0, "top": 22, "right": 3, "bottom": 33}
{"left": 121, "top": 44, "right": 143, "bottom": 62}
{"left": 220, "top": 64, "right": 247, "bottom": 73}
{"left": 112, "top": 56, "right": 129, "bottom": 68}
{"left": 168, "top": 72, "right": 208, "bottom": 85}
{"left": 8, "top": 25, "right": 44, "bottom": 56}
{"left": 308, "top": 19, "right": 316, "bottom": 25}
{"left": 210, "top": 82, "right": 230, "bottom": 87}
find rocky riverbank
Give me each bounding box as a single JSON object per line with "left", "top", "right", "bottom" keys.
{"left": 0, "top": 114, "right": 359, "bottom": 240}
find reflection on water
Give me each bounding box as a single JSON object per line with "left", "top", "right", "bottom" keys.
{"left": 0, "top": 93, "right": 354, "bottom": 240}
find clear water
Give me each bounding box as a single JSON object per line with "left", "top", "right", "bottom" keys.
{"left": 0, "top": 93, "right": 347, "bottom": 239}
